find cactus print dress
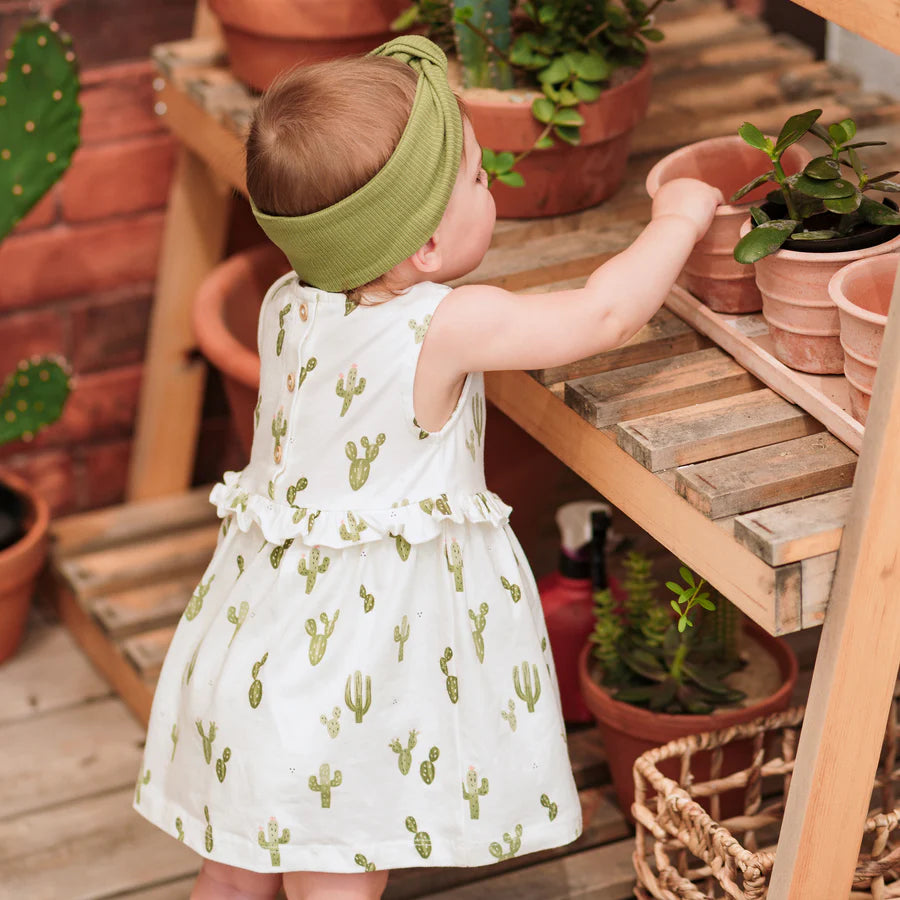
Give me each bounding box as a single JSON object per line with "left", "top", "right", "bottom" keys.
{"left": 133, "top": 275, "right": 583, "bottom": 873}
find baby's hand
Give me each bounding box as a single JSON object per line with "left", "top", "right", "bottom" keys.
{"left": 651, "top": 177, "right": 724, "bottom": 243}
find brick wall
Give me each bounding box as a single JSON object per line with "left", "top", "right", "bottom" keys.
{"left": 0, "top": 0, "right": 250, "bottom": 514}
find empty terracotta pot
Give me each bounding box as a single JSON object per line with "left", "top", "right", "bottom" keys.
{"left": 741, "top": 220, "right": 900, "bottom": 374}
{"left": 465, "top": 59, "right": 652, "bottom": 218}
{"left": 645, "top": 136, "right": 811, "bottom": 313}
{"left": 829, "top": 252, "right": 898, "bottom": 424}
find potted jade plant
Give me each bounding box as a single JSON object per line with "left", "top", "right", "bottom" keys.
{"left": 731, "top": 109, "right": 900, "bottom": 373}
{"left": 207, "top": 0, "right": 413, "bottom": 91}
{"left": 578, "top": 552, "right": 797, "bottom": 820}
{"left": 0, "top": 19, "right": 79, "bottom": 662}
{"left": 395, "top": 0, "right": 667, "bottom": 217}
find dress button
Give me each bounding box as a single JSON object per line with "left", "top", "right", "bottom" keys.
{"left": 287, "top": 372, "right": 295, "bottom": 392}
{"left": 274, "top": 445, "right": 283, "bottom": 464}
{"left": 299, "top": 302, "right": 308, "bottom": 321}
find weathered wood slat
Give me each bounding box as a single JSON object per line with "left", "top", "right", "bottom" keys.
{"left": 733, "top": 489, "right": 852, "bottom": 566}
{"left": 565, "top": 348, "right": 759, "bottom": 429}
{"left": 92, "top": 574, "right": 205, "bottom": 639}
{"left": 675, "top": 433, "right": 858, "bottom": 519}
{"left": 122, "top": 625, "right": 179, "bottom": 681}
{"left": 616, "top": 389, "right": 823, "bottom": 472}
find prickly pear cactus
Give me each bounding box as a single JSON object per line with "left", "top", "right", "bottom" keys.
{"left": 215, "top": 746, "right": 231, "bottom": 782}
{"left": 468, "top": 601, "right": 489, "bottom": 663}
{"left": 0, "top": 20, "right": 81, "bottom": 241}
{"left": 354, "top": 853, "right": 376, "bottom": 871}
{"left": 389, "top": 729, "right": 419, "bottom": 775}
{"left": 305, "top": 610, "right": 339, "bottom": 666}
{"left": 540, "top": 793, "right": 558, "bottom": 821}
{"left": 249, "top": 652, "right": 268, "bottom": 708}
{"left": 501, "top": 698, "right": 517, "bottom": 731}
{"left": 420, "top": 745, "right": 439, "bottom": 784}
{"left": 405, "top": 815, "right": 432, "bottom": 858}
{"left": 439, "top": 647, "right": 459, "bottom": 703}
{"left": 0, "top": 357, "right": 71, "bottom": 445}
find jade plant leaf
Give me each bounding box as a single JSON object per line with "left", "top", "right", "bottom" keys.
{"left": 868, "top": 178, "right": 900, "bottom": 192}
{"left": 790, "top": 229, "right": 840, "bottom": 240}
{"left": 803, "top": 157, "right": 841, "bottom": 180}
{"left": 730, "top": 171, "right": 774, "bottom": 203}
{"left": 738, "top": 121, "right": 770, "bottom": 152}
{"left": 829, "top": 117, "right": 857, "bottom": 145}
{"left": 773, "top": 108, "right": 821, "bottom": 156}
{"left": 859, "top": 197, "right": 900, "bottom": 225}
{"left": 794, "top": 174, "right": 856, "bottom": 199}
{"left": 734, "top": 219, "right": 798, "bottom": 263}
{"left": 823, "top": 191, "right": 862, "bottom": 214}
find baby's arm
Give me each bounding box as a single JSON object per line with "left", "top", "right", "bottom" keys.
{"left": 428, "top": 178, "right": 723, "bottom": 375}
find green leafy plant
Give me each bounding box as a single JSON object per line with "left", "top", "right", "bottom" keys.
{"left": 394, "top": 0, "right": 672, "bottom": 185}
{"left": 731, "top": 108, "right": 900, "bottom": 264}
{"left": 589, "top": 552, "right": 745, "bottom": 714}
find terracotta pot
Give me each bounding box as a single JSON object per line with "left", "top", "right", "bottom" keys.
{"left": 829, "top": 252, "right": 898, "bottom": 424}
{"left": 463, "top": 59, "right": 652, "bottom": 218}
{"left": 645, "top": 137, "right": 811, "bottom": 313}
{"left": 207, "top": 0, "right": 411, "bottom": 91}
{"left": 578, "top": 617, "right": 798, "bottom": 822}
{"left": 741, "top": 219, "right": 900, "bottom": 374}
{"left": 0, "top": 471, "right": 50, "bottom": 664}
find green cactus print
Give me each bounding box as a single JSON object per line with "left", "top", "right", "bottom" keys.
{"left": 408, "top": 315, "right": 432, "bottom": 343}
{"left": 276, "top": 303, "right": 291, "bottom": 355}
{"left": 204, "top": 806, "right": 214, "bottom": 852}
{"left": 267, "top": 480, "right": 275, "bottom": 500}
{"left": 420, "top": 746, "right": 439, "bottom": 784}
{"left": 501, "top": 698, "right": 517, "bottom": 732}
{"left": 254, "top": 395, "right": 261, "bottom": 429}
{"left": 320, "top": 706, "right": 341, "bottom": 739}
{"left": 298, "top": 547, "right": 330, "bottom": 593}
{"left": 489, "top": 824, "right": 523, "bottom": 860}
{"left": 272, "top": 407, "right": 287, "bottom": 462}
{"left": 258, "top": 817, "right": 289, "bottom": 865}
{"left": 393, "top": 532, "right": 411, "bottom": 561}
{"left": 339, "top": 512, "right": 368, "bottom": 542}
{"left": 196, "top": 720, "right": 216, "bottom": 763}
{"left": 462, "top": 767, "right": 489, "bottom": 819}
{"left": 389, "top": 729, "right": 418, "bottom": 775}
{"left": 419, "top": 498, "right": 434, "bottom": 514}
{"left": 439, "top": 647, "right": 459, "bottom": 703}
{"left": 513, "top": 661, "right": 542, "bottom": 713}
{"left": 346, "top": 433, "right": 386, "bottom": 490}
{"left": 170, "top": 723, "right": 178, "bottom": 761}
{"left": 354, "top": 853, "right": 376, "bottom": 871}
{"left": 468, "top": 602, "right": 489, "bottom": 663}
{"left": 226, "top": 600, "right": 248, "bottom": 647}
{"left": 501, "top": 576, "right": 521, "bottom": 603}
{"left": 270, "top": 538, "right": 293, "bottom": 569}
{"left": 298, "top": 357, "right": 317, "bottom": 387}
{"left": 476, "top": 492, "right": 492, "bottom": 516}
{"left": 405, "top": 816, "right": 432, "bottom": 858}
{"left": 336, "top": 364, "right": 366, "bottom": 416}
{"left": 286, "top": 476, "right": 308, "bottom": 506}
{"left": 466, "top": 430, "right": 477, "bottom": 461}
{"left": 249, "top": 653, "right": 268, "bottom": 708}
{"left": 184, "top": 575, "right": 214, "bottom": 621}
{"left": 306, "top": 610, "right": 339, "bottom": 665}
{"left": 394, "top": 615, "right": 409, "bottom": 660}
{"left": 309, "top": 763, "right": 342, "bottom": 808}
{"left": 540, "top": 793, "right": 558, "bottom": 821}
{"left": 412, "top": 417, "right": 429, "bottom": 439}
{"left": 236, "top": 555, "right": 245, "bottom": 578}
{"left": 445, "top": 540, "right": 464, "bottom": 592}
{"left": 306, "top": 509, "right": 322, "bottom": 533}
{"left": 175, "top": 817, "right": 184, "bottom": 842}
{"left": 134, "top": 768, "right": 150, "bottom": 804}
{"left": 472, "top": 393, "right": 484, "bottom": 445}
{"left": 345, "top": 295, "right": 358, "bottom": 316}
{"left": 216, "top": 747, "right": 231, "bottom": 782}
{"left": 230, "top": 491, "right": 248, "bottom": 512}
{"left": 344, "top": 670, "right": 372, "bottom": 723}
{"left": 221, "top": 516, "right": 230, "bottom": 537}
{"left": 184, "top": 643, "right": 200, "bottom": 686}
{"left": 359, "top": 584, "right": 375, "bottom": 613}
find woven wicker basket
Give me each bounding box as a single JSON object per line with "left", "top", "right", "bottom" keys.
{"left": 632, "top": 704, "right": 900, "bottom": 899}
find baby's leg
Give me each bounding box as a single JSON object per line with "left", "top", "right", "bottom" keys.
{"left": 282, "top": 869, "right": 390, "bottom": 900}
{"left": 191, "top": 859, "right": 282, "bottom": 899}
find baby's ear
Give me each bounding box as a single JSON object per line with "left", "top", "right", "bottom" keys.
{"left": 408, "top": 236, "right": 442, "bottom": 274}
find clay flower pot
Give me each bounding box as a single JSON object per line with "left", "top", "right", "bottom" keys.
{"left": 0, "top": 471, "right": 50, "bottom": 664}
{"left": 645, "top": 136, "right": 811, "bottom": 313}
{"left": 741, "top": 219, "right": 900, "bottom": 374}
{"left": 207, "top": 0, "right": 412, "bottom": 91}
{"left": 829, "top": 252, "right": 898, "bottom": 424}
{"left": 578, "top": 617, "right": 798, "bottom": 822}
{"left": 464, "top": 59, "right": 652, "bottom": 219}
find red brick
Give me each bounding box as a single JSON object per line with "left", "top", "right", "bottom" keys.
{"left": 70, "top": 288, "right": 152, "bottom": 373}
{"left": 0, "top": 450, "right": 77, "bottom": 516}
{"left": 0, "top": 213, "right": 164, "bottom": 309}
{"left": 62, "top": 135, "right": 176, "bottom": 223}
{"left": 192, "top": 414, "right": 247, "bottom": 485}
{"left": 79, "top": 61, "right": 166, "bottom": 145}
{"left": 12, "top": 188, "right": 60, "bottom": 234}
{"left": 226, "top": 198, "right": 268, "bottom": 256}
{"left": 78, "top": 438, "right": 131, "bottom": 509}
{"left": 0, "top": 308, "right": 68, "bottom": 375}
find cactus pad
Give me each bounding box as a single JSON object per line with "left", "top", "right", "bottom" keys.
{"left": 0, "top": 357, "right": 71, "bottom": 446}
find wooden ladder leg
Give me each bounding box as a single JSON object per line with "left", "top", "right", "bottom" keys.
{"left": 126, "top": 147, "right": 232, "bottom": 500}
{"left": 768, "top": 259, "right": 900, "bottom": 899}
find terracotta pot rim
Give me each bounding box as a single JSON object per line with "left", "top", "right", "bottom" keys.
{"left": 193, "top": 245, "right": 275, "bottom": 391}
{"left": 0, "top": 471, "right": 50, "bottom": 570}
{"left": 578, "top": 618, "right": 798, "bottom": 732}
{"left": 741, "top": 218, "right": 900, "bottom": 264}
{"left": 828, "top": 253, "right": 898, "bottom": 327}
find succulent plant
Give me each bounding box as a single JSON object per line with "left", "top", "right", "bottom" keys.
{"left": 0, "top": 357, "right": 71, "bottom": 447}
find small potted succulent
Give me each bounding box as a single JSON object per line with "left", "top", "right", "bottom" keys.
{"left": 578, "top": 552, "right": 797, "bottom": 820}
{"left": 731, "top": 109, "right": 900, "bottom": 373}
{"left": 395, "top": 0, "right": 669, "bottom": 217}
{"left": 0, "top": 19, "right": 79, "bottom": 662}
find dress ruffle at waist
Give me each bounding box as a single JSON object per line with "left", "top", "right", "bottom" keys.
{"left": 209, "top": 474, "right": 513, "bottom": 549}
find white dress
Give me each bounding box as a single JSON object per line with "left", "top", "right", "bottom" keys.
{"left": 133, "top": 275, "right": 583, "bottom": 873}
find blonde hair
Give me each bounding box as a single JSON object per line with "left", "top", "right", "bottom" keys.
{"left": 246, "top": 55, "right": 467, "bottom": 303}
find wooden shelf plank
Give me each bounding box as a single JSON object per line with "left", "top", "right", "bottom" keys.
{"left": 787, "top": 0, "right": 900, "bottom": 57}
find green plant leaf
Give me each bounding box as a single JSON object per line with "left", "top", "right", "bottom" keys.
{"left": 531, "top": 97, "right": 555, "bottom": 124}
{"left": 641, "top": 27, "right": 665, "bottom": 41}
{"left": 789, "top": 229, "right": 841, "bottom": 240}
{"left": 557, "top": 88, "right": 580, "bottom": 107}
{"left": 730, "top": 171, "right": 774, "bottom": 203}
{"left": 538, "top": 56, "right": 570, "bottom": 85}
{"left": 750, "top": 206, "right": 770, "bottom": 225}
{"left": 552, "top": 107, "right": 584, "bottom": 126}
{"left": 859, "top": 197, "right": 900, "bottom": 225}
{"left": 698, "top": 596, "right": 716, "bottom": 611}
{"left": 390, "top": 4, "right": 420, "bottom": 31}
{"left": 572, "top": 79, "right": 602, "bottom": 102}
{"left": 868, "top": 179, "right": 900, "bottom": 192}
{"left": 737, "top": 122, "right": 770, "bottom": 152}
{"left": 734, "top": 220, "right": 798, "bottom": 263}
{"left": 535, "top": 133, "right": 555, "bottom": 149}
{"left": 481, "top": 148, "right": 496, "bottom": 169}
{"left": 614, "top": 685, "right": 657, "bottom": 704}
{"left": 553, "top": 124, "right": 581, "bottom": 145}
{"left": 794, "top": 174, "right": 856, "bottom": 199}
{"left": 538, "top": 3, "right": 556, "bottom": 24}
{"left": 678, "top": 617, "right": 688, "bottom": 633}
{"left": 665, "top": 581, "right": 682, "bottom": 595}
{"left": 670, "top": 598, "right": 681, "bottom": 613}
{"left": 829, "top": 117, "right": 856, "bottom": 145}
{"left": 496, "top": 171, "right": 525, "bottom": 187}
{"left": 572, "top": 51, "right": 609, "bottom": 82}
{"left": 453, "top": 4, "right": 474, "bottom": 24}
{"left": 679, "top": 566, "right": 695, "bottom": 587}
{"left": 766, "top": 189, "right": 787, "bottom": 205}
{"left": 823, "top": 190, "right": 861, "bottom": 214}
{"left": 847, "top": 147, "right": 865, "bottom": 181}
{"left": 803, "top": 157, "right": 841, "bottom": 180}
{"left": 809, "top": 122, "right": 834, "bottom": 146}
{"left": 493, "top": 151, "right": 515, "bottom": 173}
{"left": 774, "top": 109, "right": 822, "bottom": 156}
{"left": 846, "top": 141, "right": 887, "bottom": 150}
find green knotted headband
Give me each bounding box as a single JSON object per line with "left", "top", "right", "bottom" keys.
{"left": 250, "top": 35, "right": 464, "bottom": 293}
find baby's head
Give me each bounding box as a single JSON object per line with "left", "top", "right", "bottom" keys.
{"left": 246, "top": 42, "right": 495, "bottom": 300}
